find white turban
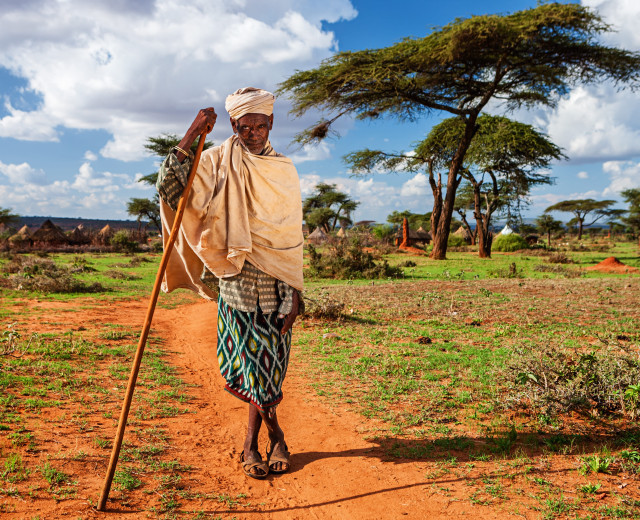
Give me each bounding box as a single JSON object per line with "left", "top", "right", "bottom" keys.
{"left": 225, "top": 87, "right": 275, "bottom": 120}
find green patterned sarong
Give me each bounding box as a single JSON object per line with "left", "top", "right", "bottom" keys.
{"left": 216, "top": 294, "right": 291, "bottom": 411}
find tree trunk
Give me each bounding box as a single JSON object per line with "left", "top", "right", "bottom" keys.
{"left": 430, "top": 114, "right": 478, "bottom": 260}
{"left": 577, "top": 219, "right": 584, "bottom": 240}
{"left": 547, "top": 231, "right": 551, "bottom": 248}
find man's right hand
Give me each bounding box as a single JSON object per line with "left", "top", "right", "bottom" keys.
{"left": 175, "top": 107, "right": 217, "bottom": 162}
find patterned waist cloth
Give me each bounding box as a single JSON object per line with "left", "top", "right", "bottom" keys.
{"left": 216, "top": 294, "right": 291, "bottom": 411}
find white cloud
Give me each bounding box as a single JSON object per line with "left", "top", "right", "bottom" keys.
{"left": 577, "top": 171, "right": 589, "bottom": 179}
{"left": 289, "top": 141, "right": 333, "bottom": 163}
{"left": 0, "top": 160, "right": 47, "bottom": 185}
{"left": 602, "top": 160, "right": 640, "bottom": 196}
{"left": 299, "top": 172, "right": 432, "bottom": 222}
{"left": 400, "top": 173, "right": 430, "bottom": 197}
{"left": 84, "top": 151, "right": 98, "bottom": 161}
{"left": 0, "top": 0, "right": 357, "bottom": 159}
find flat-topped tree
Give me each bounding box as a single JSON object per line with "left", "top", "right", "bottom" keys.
{"left": 278, "top": 2, "right": 640, "bottom": 259}
{"left": 545, "top": 199, "right": 616, "bottom": 239}
{"left": 348, "top": 115, "right": 564, "bottom": 258}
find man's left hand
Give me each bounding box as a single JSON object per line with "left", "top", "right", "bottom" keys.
{"left": 280, "top": 290, "right": 300, "bottom": 335}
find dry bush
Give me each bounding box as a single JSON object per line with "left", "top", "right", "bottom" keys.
{"left": 545, "top": 252, "right": 574, "bottom": 264}
{"left": 533, "top": 263, "right": 585, "bottom": 278}
{"left": 307, "top": 236, "right": 403, "bottom": 280}
{"left": 504, "top": 342, "right": 640, "bottom": 420}
{"left": 0, "top": 255, "right": 104, "bottom": 293}
{"left": 103, "top": 269, "right": 141, "bottom": 281}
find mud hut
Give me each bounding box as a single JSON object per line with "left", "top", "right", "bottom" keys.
{"left": 95, "top": 224, "right": 114, "bottom": 245}
{"left": 69, "top": 224, "right": 92, "bottom": 245}
{"left": 453, "top": 225, "right": 473, "bottom": 244}
{"left": 31, "top": 219, "right": 69, "bottom": 247}
{"left": 8, "top": 225, "right": 32, "bottom": 247}
{"left": 307, "top": 226, "right": 328, "bottom": 245}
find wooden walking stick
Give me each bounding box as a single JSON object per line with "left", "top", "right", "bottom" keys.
{"left": 97, "top": 125, "right": 211, "bottom": 511}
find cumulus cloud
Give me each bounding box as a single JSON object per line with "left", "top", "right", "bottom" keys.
{"left": 0, "top": 0, "right": 357, "bottom": 160}
{"left": 289, "top": 141, "right": 333, "bottom": 163}
{"left": 602, "top": 160, "right": 640, "bottom": 196}
{"left": 0, "top": 161, "right": 150, "bottom": 219}
{"left": 577, "top": 171, "right": 589, "bottom": 179}
{"left": 0, "top": 160, "right": 47, "bottom": 185}
{"left": 299, "top": 172, "right": 432, "bottom": 222}
{"left": 400, "top": 173, "right": 430, "bottom": 197}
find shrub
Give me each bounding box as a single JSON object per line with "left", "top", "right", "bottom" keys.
{"left": 0, "top": 255, "right": 105, "bottom": 293}
{"left": 493, "top": 233, "right": 529, "bottom": 252}
{"left": 111, "top": 230, "right": 139, "bottom": 253}
{"left": 308, "top": 237, "right": 403, "bottom": 279}
{"left": 447, "top": 234, "right": 467, "bottom": 247}
{"left": 505, "top": 342, "right": 640, "bottom": 420}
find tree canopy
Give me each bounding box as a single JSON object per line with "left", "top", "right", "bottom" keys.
{"left": 127, "top": 198, "right": 161, "bottom": 232}
{"left": 621, "top": 188, "right": 640, "bottom": 238}
{"left": 0, "top": 207, "right": 19, "bottom": 228}
{"left": 544, "top": 198, "right": 617, "bottom": 239}
{"left": 279, "top": 2, "right": 640, "bottom": 259}
{"left": 303, "top": 183, "right": 359, "bottom": 233}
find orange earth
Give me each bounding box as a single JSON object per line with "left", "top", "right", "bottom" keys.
{"left": 585, "top": 256, "right": 639, "bottom": 273}
{"left": 2, "top": 291, "right": 639, "bottom": 519}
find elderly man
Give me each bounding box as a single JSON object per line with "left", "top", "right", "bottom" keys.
{"left": 156, "top": 87, "right": 303, "bottom": 479}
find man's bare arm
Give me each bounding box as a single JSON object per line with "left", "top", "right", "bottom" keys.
{"left": 174, "top": 107, "right": 217, "bottom": 162}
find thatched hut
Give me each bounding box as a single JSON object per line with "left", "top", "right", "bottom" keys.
{"left": 31, "top": 219, "right": 69, "bottom": 247}
{"left": 307, "top": 226, "right": 328, "bottom": 245}
{"left": 8, "top": 225, "right": 32, "bottom": 247}
{"left": 69, "top": 224, "right": 92, "bottom": 245}
{"left": 453, "top": 225, "right": 473, "bottom": 244}
{"left": 336, "top": 227, "right": 346, "bottom": 238}
{"left": 395, "top": 225, "right": 431, "bottom": 247}
{"left": 95, "top": 224, "right": 114, "bottom": 245}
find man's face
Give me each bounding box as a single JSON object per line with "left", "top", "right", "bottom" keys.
{"left": 231, "top": 113, "right": 273, "bottom": 154}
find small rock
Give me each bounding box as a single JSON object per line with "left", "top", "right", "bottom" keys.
{"left": 322, "top": 333, "right": 341, "bottom": 340}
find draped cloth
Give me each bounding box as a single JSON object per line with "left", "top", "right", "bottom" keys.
{"left": 159, "top": 135, "right": 304, "bottom": 300}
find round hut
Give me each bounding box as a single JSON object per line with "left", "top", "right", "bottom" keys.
{"left": 307, "top": 226, "right": 328, "bottom": 245}
{"left": 31, "top": 219, "right": 69, "bottom": 248}
{"left": 69, "top": 224, "right": 92, "bottom": 245}
{"left": 95, "top": 224, "right": 114, "bottom": 245}
{"left": 8, "top": 225, "right": 32, "bottom": 248}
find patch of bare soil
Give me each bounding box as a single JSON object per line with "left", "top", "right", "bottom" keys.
{"left": 586, "top": 256, "right": 639, "bottom": 273}
{"left": 3, "top": 283, "right": 640, "bottom": 519}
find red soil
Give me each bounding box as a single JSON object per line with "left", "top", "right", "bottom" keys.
{"left": 585, "top": 256, "right": 639, "bottom": 273}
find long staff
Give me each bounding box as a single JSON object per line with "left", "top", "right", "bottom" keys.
{"left": 97, "top": 127, "right": 211, "bottom": 511}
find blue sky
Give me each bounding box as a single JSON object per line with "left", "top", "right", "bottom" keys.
{"left": 0, "top": 0, "right": 639, "bottom": 224}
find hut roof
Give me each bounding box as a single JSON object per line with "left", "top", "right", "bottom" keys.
{"left": 307, "top": 227, "right": 328, "bottom": 242}
{"left": 415, "top": 226, "right": 431, "bottom": 238}
{"left": 98, "top": 224, "right": 113, "bottom": 237}
{"left": 31, "top": 219, "right": 69, "bottom": 243}
{"left": 454, "top": 225, "right": 472, "bottom": 238}
{"left": 69, "top": 224, "right": 91, "bottom": 244}
{"left": 9, "top": 225, "right": 32, "bottom": 242}
{"left": 336, "top": 227, "right": 346, "bottom": 238}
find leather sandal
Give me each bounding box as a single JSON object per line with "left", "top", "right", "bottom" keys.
{"left": 266, "top": 442, "right": 291, "bottom": 474}
{"left": 240, "top": 450, "right": 269, "bottom": 479}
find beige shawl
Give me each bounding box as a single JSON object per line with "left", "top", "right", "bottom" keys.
{"left": 160, "top": 135, "right": 304, "bottom": 300}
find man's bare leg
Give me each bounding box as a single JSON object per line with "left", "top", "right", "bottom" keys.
{"left": 261, "top": 407, "right": 289, "bottom": 472}
{"left": 242, "top": 405, "right": 267, "bottom": 477}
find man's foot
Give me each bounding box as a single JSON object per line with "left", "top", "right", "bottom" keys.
{"left": 240, "top": 449, "right": 269, "bottom": 479}
{"left": 266, "top": 440, "right": 291, "bottom": 474}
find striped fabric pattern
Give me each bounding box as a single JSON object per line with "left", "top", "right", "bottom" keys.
{"left": 217, "top": 294, "right": 291, "bottom": 411}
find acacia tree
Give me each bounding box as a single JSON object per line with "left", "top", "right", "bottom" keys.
{"left": 0, "top": 207, "right": 19, "bottom": 227}
{"left": 621, "top": 188, "right": 640, "bottom": 244}
{"left": 544, "top": 199, "right": 616, "bottom": 240}
{"left": 303, "top": 183, "right": 359, "bottom": 233}
{"left": 351, "top": 115, "right": 563, "bottom": 257}
{"left": 127, "top": 198, "right": 161, "bottom": 234}
{"left": 279, "top": 3, "right": 640, "bottom": 259}
{"left": 387, "top": 210, "right": 431, "bottom": 230}
{"left": 536, "top": 214, "right": 564, "bottom": 247}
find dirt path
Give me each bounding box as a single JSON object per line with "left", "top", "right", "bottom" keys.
{"left": 109, "top": 300, "right": 497, "bottom": 519}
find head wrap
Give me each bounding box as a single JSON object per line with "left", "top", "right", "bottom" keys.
{"left": 225, "top": 87, "right": 275, "bottom": 120}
